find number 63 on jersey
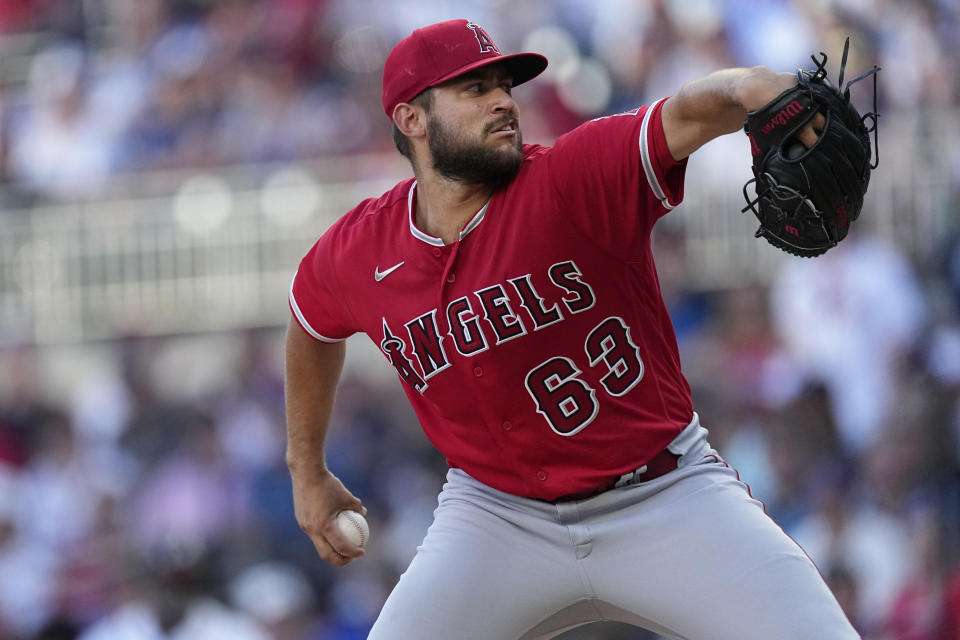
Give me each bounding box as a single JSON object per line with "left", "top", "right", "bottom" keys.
{"left": 525, "top": 316, "right": 644, "bottom": 436}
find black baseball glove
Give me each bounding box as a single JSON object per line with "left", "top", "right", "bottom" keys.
{"left": 742, "top": 38, "right": 880, "bottom": 257}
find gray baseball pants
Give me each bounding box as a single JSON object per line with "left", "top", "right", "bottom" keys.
{"left": 367, "top": 416, "right": 859, "bottom": 639}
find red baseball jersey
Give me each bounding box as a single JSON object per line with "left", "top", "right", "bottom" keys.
{"left": 290, "top": 98, "right": 693, "bottom": 500}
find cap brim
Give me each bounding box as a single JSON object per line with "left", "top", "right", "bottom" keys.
{"left": 431, "top": 52, "right": 548, "bottom": 91}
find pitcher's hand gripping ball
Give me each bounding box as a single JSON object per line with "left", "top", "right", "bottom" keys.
{"left": 335, "top": 510, "right": 369, "bottom": 548}
{"left": 742, "top": 38, "right": 880, "bottom": 257}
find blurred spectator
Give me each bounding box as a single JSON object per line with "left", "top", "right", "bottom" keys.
{"left": 6, "top": 44, "right": 118, "bottom": 200}
{"left": 124, "top": 411, "right": 250, "bottom": 563}
{"left": 723, "top": 0, "right": 816, "bottom": 71}
{"left": 54, "top": 493, "right": 128, "bottom": 631}
{"left": 770, "top": 234, "right": 926, "bottom": 454}
{"left": 876, "top": 0, "right": 958, "bottom": 109}
{"left": 791, "top": 462, "right": 912, "bottom": 635}
{"left": 651, "top": 222, "right": 712, "bottom": 345}
{"left": 885, "top": 509, "right": 960, "bottom": 640}
{"left": 119, "top": 23, "right": 222, "bottom": 172}
{"left": 15, "top": 409, "right": 117, "bottom": 553}
{"left": 827, "top": 565, "right": 864, "bottom": 636}
{"left": 214, "top": 58, "right": 373, "bottom": 163}
{"left": 228, "top": 561, "right": 318, "bottom": 639}
{"left": 0, "top": 464, "right": 59, "bottom": 638}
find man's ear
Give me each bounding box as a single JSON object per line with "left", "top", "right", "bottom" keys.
{"left": 393, "top": 103, "right": 427, "bottom": 139}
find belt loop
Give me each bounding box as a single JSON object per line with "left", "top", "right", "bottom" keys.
{"left": 613, "top": 464, "right": 648, "bottom": 489}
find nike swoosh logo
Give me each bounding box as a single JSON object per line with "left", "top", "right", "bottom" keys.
{"left": 374, "top": 261, "right": 405, "bottom": 282}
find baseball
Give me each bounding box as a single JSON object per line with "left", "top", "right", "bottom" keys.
{"left": 335, "top": 510, "right": 369, "bottom": 548}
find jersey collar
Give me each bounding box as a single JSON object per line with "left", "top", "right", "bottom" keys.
{"left": 407, "top": 180, "right": 490, "bottom": 246}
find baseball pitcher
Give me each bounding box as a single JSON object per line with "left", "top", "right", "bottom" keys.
{"left": 286, "top": 19, "right": 877, "bottom": 639}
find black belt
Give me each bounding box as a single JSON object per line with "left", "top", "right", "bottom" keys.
{"left": 548, "top": 448, "right": 680, "bottom": 503}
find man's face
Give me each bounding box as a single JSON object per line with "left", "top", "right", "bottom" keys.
{"left": 425, "top": 65, "right": 523, "bottom": 186}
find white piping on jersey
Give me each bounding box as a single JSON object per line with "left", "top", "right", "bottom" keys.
{"left": 639, "top": 97, "right": 676, "bottom": 211}
{"left": 289, "top": 270, "right": 345, "bottom": 343}
{"left": 407, "top": 180, "right": 491, "bottom": 246}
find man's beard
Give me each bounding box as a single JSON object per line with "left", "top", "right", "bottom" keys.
{"left": 427, "top": 114, "right": 523, "bottom": 186}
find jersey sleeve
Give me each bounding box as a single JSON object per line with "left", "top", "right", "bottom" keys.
{"left": 544, "top": 97, "right": 688, "bottom": 260}
{"left": 288, "top": 231, "right": 357, "bottom": 342}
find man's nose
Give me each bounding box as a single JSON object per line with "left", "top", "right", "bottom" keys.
{"left": 491, "top": 89, "right": 518, "bottom": 115}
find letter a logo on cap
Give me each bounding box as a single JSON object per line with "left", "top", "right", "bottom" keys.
{"left": 467, "top": 22, "right": 500, "bottom": 54}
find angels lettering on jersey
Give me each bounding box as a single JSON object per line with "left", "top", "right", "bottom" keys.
{"left": 379, "top": 260, "right": 595, "bottom": 392}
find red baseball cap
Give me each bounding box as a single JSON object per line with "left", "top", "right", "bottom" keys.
{"left": 381, "top": 19, "right": 548, "bottom": 119}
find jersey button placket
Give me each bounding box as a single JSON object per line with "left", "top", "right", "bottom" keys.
{"left": 501, "top": 420, "right": 512, "bottom": 431}
{"left": 536, "top": 470, "right": 548, "bottom": 482}
{"left": 473, "top": 366, "right": 483, "bottom": 377}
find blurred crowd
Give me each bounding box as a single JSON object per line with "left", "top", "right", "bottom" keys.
{"left": 0, "top": 0, "right": 957, "bottom": 203}
{"left": 1, "top": 0, "right": 960, "bottom": 639}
